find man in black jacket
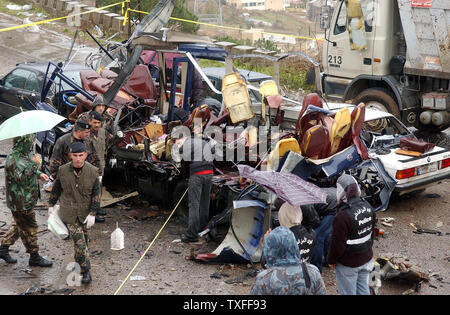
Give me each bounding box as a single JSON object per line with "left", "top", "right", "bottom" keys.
{"left": 175, "top": 133, "right": 215, "bottom": 243}
{"left": 308, "top": 187, "right": 338, "bottom": 273}
{"left": 327, "top": 174, "right": 376, "bottom": 295}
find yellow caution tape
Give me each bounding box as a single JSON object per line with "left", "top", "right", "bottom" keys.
{"left": 0, "top": 1, "right": 126, "bottom": 33}
{"left": 125, "top": 8, "right": 323, "bottom": 41}
{"left": 113, "top": 187, "right": 188, "bottom": 295}
{"left": 123, "top": 9, "right": 128, "bottom": 26}
{"left": 0, "top": 2, "right": 322, "bottom": 42}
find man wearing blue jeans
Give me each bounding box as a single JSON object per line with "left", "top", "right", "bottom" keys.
{"left": 327, "top": 174, "right": 376, "bottom": 295}
{"left": 308, "top": 187, "right": 338, "bottom": 273}
{"left": 176, "top": 134, "right": 215, "bottom": 243}
{"left": 334, "top": 259, "right": 374, "bottom": 295}
{"left": 311, "top": 215, "right": 334, "bottom": 271}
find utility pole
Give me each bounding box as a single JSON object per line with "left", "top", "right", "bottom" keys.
{"left": 127, "top": 0, "right": 131, "bottom": 38}
{"left": 138, "top": 0, "right": 142, "bottom": 22}
{"left": 218, "top": 0, "right": 222, "bottom": 25}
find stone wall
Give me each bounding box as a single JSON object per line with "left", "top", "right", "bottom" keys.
{"left": 31, "top": 0, "right": 127, "bottom": 34}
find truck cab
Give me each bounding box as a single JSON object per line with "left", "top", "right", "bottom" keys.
{"left": 320, "top": 0, "right": 450, "bottom": 132}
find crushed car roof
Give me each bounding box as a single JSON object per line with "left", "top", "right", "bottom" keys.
{"left": 280, "top": 102, "right": 395, "bottom": 122}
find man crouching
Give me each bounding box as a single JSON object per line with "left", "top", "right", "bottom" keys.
{"left": 49, "top": 141, "right": 100, "bottom": 284}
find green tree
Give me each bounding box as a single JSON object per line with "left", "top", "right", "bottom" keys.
{"left": 171, "top": 0, "right": 199, "bottom": 33}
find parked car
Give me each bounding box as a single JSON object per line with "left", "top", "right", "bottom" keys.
{"left": 0, "top": 62, "right": 88, "bottom": 120}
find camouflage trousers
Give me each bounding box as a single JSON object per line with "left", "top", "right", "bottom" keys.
{"left": 66, "top": 219, "right": 90, "bottom": 273}
{"left": 1, "top": 209, "right": 39, "bottom": 254}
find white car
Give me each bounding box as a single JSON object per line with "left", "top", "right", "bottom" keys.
{"left": 276, "top": 102, "right": 450, "bottom": 210}
{"left": 361, "top": 108, "right": 450, "bottom": 196}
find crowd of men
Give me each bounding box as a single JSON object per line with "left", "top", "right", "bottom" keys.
{"left": 0, "top": 95, "right": 114, "bottom": 284}
{"left": 0, "top": 93, "right": 377, "bottom": 294}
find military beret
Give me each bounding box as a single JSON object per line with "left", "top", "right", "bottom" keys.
{"left": 89, "top": 110, "right": 103, "bottom": 121}
{"left": 75, "top": 119, "right": 91, "bottom": 130}
{"left": 70, "top": 141, "right": 86, "bottom": 153}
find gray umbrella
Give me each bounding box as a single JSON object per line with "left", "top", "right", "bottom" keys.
{"left": 237, "top": 165, "right": 327, "bottom": 206}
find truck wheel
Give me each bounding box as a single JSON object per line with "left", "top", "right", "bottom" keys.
{"left": 353, "top": 88, "right": 400, "bottom": 118}
{"left": 353, "top": 88, "right": 400, "bottom": 132}
{"left": 416, "top": 121, "right": 450, "bottom": 133}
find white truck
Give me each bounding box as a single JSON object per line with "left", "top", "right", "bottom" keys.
{"left": 318, "top": 0, "right": 449, "bottom": 132}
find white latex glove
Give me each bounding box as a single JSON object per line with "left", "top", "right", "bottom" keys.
{"left": 99, "top": 176, "right": 103, "bottom": 184}
{"left": 109, "top": 158, "right": 117, "bottom": 168}
{"left": 84, "top": 214, "right": 96, "bottom": 229}
{"left": 116, "top": 130, "right": 124, "bottom": 138}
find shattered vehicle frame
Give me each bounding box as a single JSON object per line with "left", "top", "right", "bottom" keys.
{"left": 29, "top": 0, "right": 450, "bottom": 267}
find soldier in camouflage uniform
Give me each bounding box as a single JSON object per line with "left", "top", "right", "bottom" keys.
{"left": 87, "top": 107, "right": 122, "bottom": 176}
{"left": 78, "top": 95, "right": 114, "bottom": 135}
{"left": 49, "top": 120, "right": 100, "bottom": 178}
{"left": 87, "top": 110, "right": 110, "bottom": 219}
{"left": 0, "top": 134, "right": 53, "bottom": 267}
{"left": 49, "top": 141, "right": 100, "bottom": 284}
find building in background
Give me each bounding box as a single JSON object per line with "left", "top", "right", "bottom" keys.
{"left": 228, "top": 0, "right": 287, "bottom": 11}
{"left": 306, "top": 0, "right": 337, "bottom": 21}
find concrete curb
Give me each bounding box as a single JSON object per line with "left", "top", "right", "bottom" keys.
{"left": 31, "top": 0, "right": 127, "bottom": 34}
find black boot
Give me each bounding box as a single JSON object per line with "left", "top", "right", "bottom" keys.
{"left": 81, "top": 270, "right": 92, "bottom": 284}
{"left": 29, "top": 253, "right": 53, "bottom": 267}
{"left": 0, "top": 245, "right": 17, "bottom": 264}
{"left": 97, "top": 208, "right": 106, "bottom": 216}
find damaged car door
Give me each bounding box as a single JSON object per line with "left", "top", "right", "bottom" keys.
{"left": 0, "top": 67, "right": 42, "bottom": 119}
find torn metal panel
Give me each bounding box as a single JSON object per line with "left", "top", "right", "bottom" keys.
{"left": 210, "top": 200, "right": 270, "bottom": 263}
{"left": 307, "top": 144, "right": 362, "bottom": 177}
{"left": 103, "top": 45, "right": 144, "bottom": 107}
{"left": 351, "top": 157, "right": 397, "bottom": 211}
{"left": 377, "top": 255, "right": 429, "bottom": 283}
{"left": 100, "top": 191, "right": 139, "bottom": 208}
{"left": 130, "top": 32, "right": 214, "bottom": 50}
{"left": 128, "top": 0, "right": 176, "bottom": 43}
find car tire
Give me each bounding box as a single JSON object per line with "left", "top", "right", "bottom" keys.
{"left": 353, "top": 87, "right": 400, "bottom": 118}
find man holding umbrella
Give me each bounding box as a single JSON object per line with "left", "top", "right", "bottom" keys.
{"left": 0, "top": 134, "right": 53, "bottom": 267}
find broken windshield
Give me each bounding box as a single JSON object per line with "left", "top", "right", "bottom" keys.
{"left": 336, "top": 0, "right": 374, "bottom": 49}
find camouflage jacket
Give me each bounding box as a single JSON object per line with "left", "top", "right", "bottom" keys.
{"left": 49, "top": 133, "right": 100, "bottom": 178}
{"left": 5, "top": 135, "right": 42, "bottom": 212}
{"left": 89, "top": 127, "right": 108, "bottom": 174}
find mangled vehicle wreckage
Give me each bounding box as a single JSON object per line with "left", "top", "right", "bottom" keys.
{"left": 30, "top": 0, "right": 450, "bottom": 265}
